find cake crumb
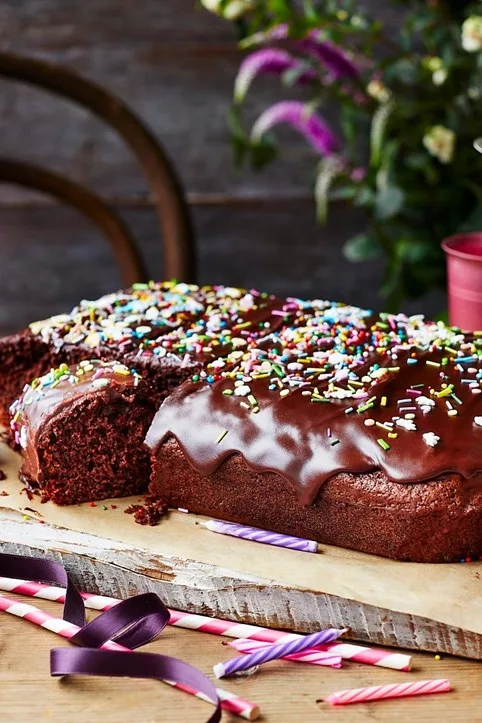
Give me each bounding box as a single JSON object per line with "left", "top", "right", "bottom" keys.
{"left": 0, "top": 469, "right": 6, "bottom": 481}
{"left": 125, "top": 495, "right": 168, "bottom": 526}
{"left": 0, "top": 490, "right": 8, "bottom": 496}
{"left": 20, "top": 486, "right": 34, "bottom": 501}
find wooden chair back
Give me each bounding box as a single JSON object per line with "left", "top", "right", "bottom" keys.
{"left": 0, "top": 52, "right": 196, "bottom": 286}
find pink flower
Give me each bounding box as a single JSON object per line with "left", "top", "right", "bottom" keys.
{"left": 301, "top": 33, "right": 359, "bottom": 79}
{"left": 350, "top": 167, "right": 367, "bottom": 182}
{"left": 251, "top": 101, "right": 340, "bottom": 156}
{"left": 244, "top": 25, "right": 359, "bottom": 80}
{"left": 234, "top": 48, "right": 317, "bottom": 103}
{"left": 242, "top": 23, "right": 290, "bottom": 47}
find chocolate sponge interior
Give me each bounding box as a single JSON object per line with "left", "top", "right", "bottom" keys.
{"left": 28, "top": 389, "right": 154, "bottom": 505}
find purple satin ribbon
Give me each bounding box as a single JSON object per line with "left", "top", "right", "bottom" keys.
{"left": 0, "top": 552, "right": 221, "bottom": 722}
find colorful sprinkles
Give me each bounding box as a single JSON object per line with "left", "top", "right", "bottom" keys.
{"left": 18, "top": 281, "right": 482, "bottom": 493}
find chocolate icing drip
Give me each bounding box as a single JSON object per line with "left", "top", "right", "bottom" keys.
{"left": 146, "top": 332, "right": 482, "bottom": 506}
{"left": 12, "top": 280, "right": 482, "bottom": 510}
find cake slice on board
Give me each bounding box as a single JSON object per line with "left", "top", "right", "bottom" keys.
{"left": 10, "top": 361, "right": 155, "bottom": 504}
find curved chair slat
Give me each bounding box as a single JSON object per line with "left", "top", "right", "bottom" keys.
{"left": 0, "top": 158, "right": 147, "bottom": 287}
{"left": 0, "top": 52, "right": 196, "bottom": 282}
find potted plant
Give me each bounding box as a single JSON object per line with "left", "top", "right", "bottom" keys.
{"left": 202, "top": 0, "right": 482, "bottom": 314}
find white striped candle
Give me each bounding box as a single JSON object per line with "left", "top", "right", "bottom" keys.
{"left": 203, "top": 519, "right": 318, "bottom": 552}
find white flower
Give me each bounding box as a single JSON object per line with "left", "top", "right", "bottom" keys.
{"left": 433, "top": 68, "right": 448, "bottom": 86}
{"left": 200, "top": 0, "right": 255, "bottom": 20}
{"left": 415, "top": 395, "right": 435, "bottom": 407}
{"left": 234, "top": 385, "right": 251, "bottom": 396}
{"left": 423, "top": 126, "right": 455, "bottom": 164}
{"left": 396, "top": 418, "right": 417, "bottom": 432}
{"left": 367, "top": 79, "right": 391, "bottom": 103}
{"left": 423, "top": 432, "right": 440, "bottom": 447}
{"left": 462, "top": 16, "right": 482, "bottom": 53}
{"left": 423, "top": 56, "right": 447, "bottom": 85}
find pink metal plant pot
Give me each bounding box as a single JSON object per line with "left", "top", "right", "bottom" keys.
{"left": 442, "top": 232, "right": 482, "bottom": 331}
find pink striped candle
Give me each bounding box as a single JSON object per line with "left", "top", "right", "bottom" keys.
{"left": 0, "top": 577, "right": 412, "bottom": 671}
{"left": 229, "top": 638, "right": 342, "bottom": 668}
{"left": 0, "top": 594, "right": 260, "bottom": 721}
{"left": 214, "top": 627, "right": 346, "bottom": 678}
{"left": 203, "top": 519, "right": 318, "bottom": 552}
{"left": 325, "top": 679, "right": 451, "bottom": 706}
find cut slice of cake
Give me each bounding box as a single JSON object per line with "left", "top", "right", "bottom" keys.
{"left": 10, "top": 360, "right": 156, "bottom": 504}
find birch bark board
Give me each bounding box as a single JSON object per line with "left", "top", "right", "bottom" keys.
{"left": 0, "top": 438, "right": 481, "bottom": 660}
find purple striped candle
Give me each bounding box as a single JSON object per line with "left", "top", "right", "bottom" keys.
{"left": 229, "top": 639, "right": 343, "bottom": 668}
{"left": 203, "top": 520, "right": 318, "bottom": 552}
{"left": 213, "top": 628, "right": 346, "bottom": 678}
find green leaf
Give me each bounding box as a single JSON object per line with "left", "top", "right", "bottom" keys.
{"left": 380, "top": 255, "right": 404, "bottom": 311}
{"left": 395, "top": 239, "right": 436, "bottom": 264}
{"left": 402, "top": 264, "right": 434, "bottom": 299}
{"left": 329, "top": 185, "right": 358, "bottom": 201}
{"left": 434, "top": 308, "right": 449, "bottom": 324}
{"left": 405, "top": 153, "right": 429, "bottom": 170}
{"left": 250, "top": 136, "right": 278, "bottom": 170}
{"left": 354, "top": 186, "right": 376, "bottom": 208}
{"left": 385, "top": 58, "right": 418, "bottom": 85}
{"left": 231, "top": 134, "right": 249, "bottom": 168}
{"left": 375, "top": 186, "right": 405, "bottom": 221}
{"left": 227, "top": 106, "right": 249, "bottom": 168}
{"left": 458, "top": 204, "right": 482, "bottom": 233}
{"left": 343, "top": 232, "right": 382, "bottom": 263}
{"left": 314, "top": 156, "right": 344, "bottom": 223}
{"left": 370, "top": 100, "right": 395, "bottom": 167}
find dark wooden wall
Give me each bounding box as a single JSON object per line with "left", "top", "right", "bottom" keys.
{"left": 0, "top": 0, "right": 443, "bottom": 334}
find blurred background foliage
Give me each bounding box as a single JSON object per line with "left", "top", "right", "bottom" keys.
{"left": 202, "top": 0, "right": 482, "bottom": 310}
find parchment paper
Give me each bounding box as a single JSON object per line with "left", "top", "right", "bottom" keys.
{"left": 1, "top": 439, "right": 481, "bottom": 635}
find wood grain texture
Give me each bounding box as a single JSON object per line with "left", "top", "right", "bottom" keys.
{"left": 0, "top": 0, "right": 445, "bottom": 332}
{"left": 0, "top": 0, "right": 403, "bottom": 203}
{"left": 2, "top": 512, "right": 481, "bottom": 661}
{"left": 0, "top": 0, "right": 315, "bottom": 202}
{"left": 0, "top": 204, "right": 444, "bottom": 335}
{"left": 3, "top": 593, "right": 481, "bottom": 723}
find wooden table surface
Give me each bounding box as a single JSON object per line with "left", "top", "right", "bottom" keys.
{"left": 2, "top": 594, "right": 482, "bottom": 722}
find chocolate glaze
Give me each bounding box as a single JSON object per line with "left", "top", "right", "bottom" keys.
{"left": 146, "top": 345, "right": 482, "bottom": 507}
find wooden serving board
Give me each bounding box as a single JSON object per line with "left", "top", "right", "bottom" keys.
{"left": 1, "top": 438, "right": 481, "bottom": 660}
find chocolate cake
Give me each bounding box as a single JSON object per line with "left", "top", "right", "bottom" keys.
{"left": 4, "top": 281, "right": 482, "bottom": 561}
{"left": 0, "top": 281, "right": 286, "bottom": 425}
{"left": 10, "top": 360, "right": 155, "bottom": 504}
{"left": 145, "top": 303, "right": 482, "bottom": 563}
